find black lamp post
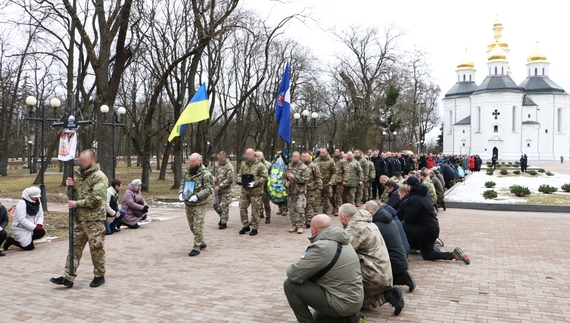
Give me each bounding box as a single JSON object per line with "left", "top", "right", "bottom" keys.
{"left": 26, "top": 141, "right": 33, "bottom": 174}
{"left": 25, "top": 96, "right": 61, "bottom": 211}
{"left": 99, "top": 105, "right": 126, "bottom": 181}
{"left": 383, "top": 130, "right": 397, "bottom": 151}
{"left": 293, "top": 109, "right": 318, "bottom": 150}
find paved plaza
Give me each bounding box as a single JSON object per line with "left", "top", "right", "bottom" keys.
{"left": 2, "top": 201, "right": 570, "bottom": 323}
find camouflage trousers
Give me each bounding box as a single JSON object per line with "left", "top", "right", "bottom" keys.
{"left": 355, "top": 184, "right": 364, "bottom": 205}
{"left": 364, "top": 180, "right": 373, "bottom": 202}
{"left": 261, "top": 192, "right": 272, "bottom": 218}
{"left": 64, "top": 220, "right": 106, "bottom": 282}
{"left": 330, "top": 185, "right": 344, "bottom": 215}
{"left": 319, "top": 185, "right": 332, "bottom": 214}
{"left": 214, "top": 191, "right": 232, "bottom": 224}
{"left": 305, "top": 189, "right": 320, "bottom": 224}
{"left": 186, "top": 204, "right": 206, "bottom": 251}
{"left": 288, "top": 194, "right": 306, "bottom": 228}
{"left": 277, "top": 202, "right": 288, "bottom": 215}
{"left": 240, "top": 193, "right": 263, "bottom": 230}
{"left": 342, "top": 186, "right": 357, "bottom": 204}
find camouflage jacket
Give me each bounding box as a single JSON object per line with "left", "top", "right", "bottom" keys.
{"left": 390, "top": 175, "right": 405, "bottom": 187}
{"left": 180, "top": 164, "right": 215, "bottom": 206}
{"left": 345, "top": 159, "right": 363, "bottom": 188}
{"left": 284, "top": 161, "right": 310, "bottom": 195}
{"left": 304, "top": 161, "right": 323, "bottom": 191}
{"left": 367, "top": 160, "right": 376, "bottom": 179}
{"left": 422, "top": 177, "right": 437, "bottom": 204}
{"left": 355, "top": 156, "right": 369, "bottom": 179}
{"left": 314, "top": 155, "right": 336, "bottom": 186}
{"left": 331, "top": 156, "right": 349, "bottom": 185}
{"left": 261, "top": 159, "right": 272, "bottom": 171}
{"left": 73, "top": 164, "right": 109, "bottom": 222}
{"left": 345, "top": 210, "right": 392, "bottom": 289}
{"left": 213, "top": 160, "right": 234, "bottom": 193}
{"left": 237, "top": 158, "right": 268, "bottom": 196}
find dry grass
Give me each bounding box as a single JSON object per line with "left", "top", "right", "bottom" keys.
{"left": 2, "top": 211, "right": 69, "bottom": 243}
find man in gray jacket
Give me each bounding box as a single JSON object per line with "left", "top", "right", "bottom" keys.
{"left": 284, "top": 214, "right": 365, "bottom": 323}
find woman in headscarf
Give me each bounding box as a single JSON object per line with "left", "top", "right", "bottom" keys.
{"left": 121, "top": 179, "right": 149, "bottom": 229}
{"left": 3, "top": 187, "right": 46, "bottom": 251}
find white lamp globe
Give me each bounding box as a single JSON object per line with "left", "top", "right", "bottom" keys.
{"left": 311, "top": 112, "right": 319, "bottom": 119}
{"left": 100, "top": 105, "right": 110, "bottom": 113}
{"left": 50, "top": 98, "right": 61, "bottom": 108}
{"left": 26, "top": 96, "right": 37, "bottom": 106}
{"left": 293, "top": 113, "right": 301, "bottom": 119}
{"left": 302, "top": 109, "right": 310, "bottom": 117}
{"left": 117, "top": 106, "right": 126, "bottom": 115}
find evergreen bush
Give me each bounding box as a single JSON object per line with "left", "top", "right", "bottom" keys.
{"left": 538, "top": 184, "right": 557, "bottom": 194}
{"left": 483, "top": 190, "right": 498, "bottom": 199}
{"left": 513, "top": 170, "right": 521, "bottom": 175}
{"left": 509, "top": 185, "right": 531, "bottom": 197}
{"left": 484, "top": 181, "right": 496, "bottom": 188}
{"left": 546, "top": 171, "right": 554, "bottom": 176}
{"left": 538, "top": 168, "right": 546, "bottom": 173}
{"left": 561, "top": 183, "right": 570, "bottom": 192}
{"left": 486, "top": 169, "right": 494, "bottom": 175}
{"left": 500, "top": 169, "right": 508, "bottom": 175}
{"left": 527, "top": 170, "right": 538, "bottom": 175}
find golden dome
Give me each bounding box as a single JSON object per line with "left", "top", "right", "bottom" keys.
{"left": 527, "top": 43, "right": 548, "bottom": 62}
{"left": 457, "top": 50, "right": 475, "bottom": 70}
{"left": 487, "top": 15, "right": 509, "bottom": 50}
{"left": 488, "top": 42, "right": 507, "bottom": 61}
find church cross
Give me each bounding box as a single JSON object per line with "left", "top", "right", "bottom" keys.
{"left": 492, "top": 109, "right": 501, "bottom": 120}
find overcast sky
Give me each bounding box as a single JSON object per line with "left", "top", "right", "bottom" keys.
{"left": 243, "top": 0, "right": 570, "bottom": 140}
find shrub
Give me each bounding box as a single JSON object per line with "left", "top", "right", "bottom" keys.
{"left": 546, "top": 171, "right": 554, "bottom": 176}
{"left": 561, "top": 183, "right": 570, "bottom": 192}
{"left": 496, "top": 164, "right": 502, "bottom": 168}
{"left": 509, "top": 185, "right": 531, "bottom": 197}
{"left": 501, "top": 161, "right": 506, "bottom": 164}
{"left": 500, "top": 169, "right": 508, "bottom": 175}
{"left": 483, "top": 190, "right": 498, "bottom": 199}
{"left": 527, "top": 170, "right": 538, "bottom": 175}
{"left": 507, "top": 162, "right": 513, "bottom": 165}
{"left": 537, "top": 168, "right": 546, "bottom": 173}
{"left": 484, "top": 181, "right": 496, "bottom": 188}
{"left": 538, "top": 184, "right": 557, "bottom": 194}
{"left": 486, "top": 169, "right": 494, "bottom": 175}
{"left": 513, "top": 170, "right": 521, "bottom": 174}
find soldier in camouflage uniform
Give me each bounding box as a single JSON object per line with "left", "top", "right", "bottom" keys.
{"left": 301, "top": 151, "right": 322, "bottom": 228}
{"left": 331, "top": 148, "right": 349, "bottom": 216}
{"left": 51, "top": 149, "right": 108, "bottom": 288}
{"left": 339, "top": 203, "right": 404, "bottom": 315}
{"left": 354, "top": 150, "right": 369, "bottom": 206}
{"left": 343, "top": 152, "right": 363, "bottom": 205}
{"left": 419, "top": 171, "right": 437, "bottom": 207}
{"left": 379, "top": 175, "right": 391, "bottom": 204}
{"left": 284, "top": 151, "right": 310, "bottom": 234}
{"left": 365, "top": 157, "right": 376, "bottom": 202}
{"left": 213, "top": 151, "right": 234, "bottom": 229}
{"left": 314, "top": 148, "right": 336, "bottom": 214}
{"left": 178, "top": 153, "right": 214, "bottom": 257}
{"left": 237, "top": 148, "right": 268, "bottom": 236}
{"left": 256, "top": 151, "right": 273, "bottom": 223}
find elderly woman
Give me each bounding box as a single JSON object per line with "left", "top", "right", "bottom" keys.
{"left": 121, "top": 179, "right": 149, "bottom": 229}
{"left": 3, "top": 187, "right": 46, "bottom": 251}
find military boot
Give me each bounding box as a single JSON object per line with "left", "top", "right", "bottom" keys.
{"left": 288, "top": 226, "right": 297, "bottom": 233}
{"left": 265, "top": 217, "right": 271, "bottom": 224}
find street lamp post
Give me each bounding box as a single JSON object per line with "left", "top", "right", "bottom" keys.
{"left": 25, "top": 96, "right": 61, "bottom": 211}
{"left": 27, "top": 141, "right": 33, "bottom": 174}
{"left": 383, "top": 131, "right": 398, "bottom": 151}
{"left": 100, "top": 105, "right": 126, "bottom": 181}
{"left": 293, "top": 109, "right": 318, "bottom": 150}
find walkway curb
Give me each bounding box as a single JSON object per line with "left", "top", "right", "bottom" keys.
{"left": 446, "top": 201, "right": 570, "bottom": 213}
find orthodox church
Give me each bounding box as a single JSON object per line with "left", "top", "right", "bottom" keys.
{"left": 442, "top": 18, "right": 569, "bottom": 161}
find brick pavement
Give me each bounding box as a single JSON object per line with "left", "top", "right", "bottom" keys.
{"left": 2, "top": 203, "right": 570, "bottom": 323}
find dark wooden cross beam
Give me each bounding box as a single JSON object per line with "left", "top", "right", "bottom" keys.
{"left": 492, "top": 109, "right": 500, "bottom": 120}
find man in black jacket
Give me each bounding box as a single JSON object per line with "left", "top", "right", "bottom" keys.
{"left": 385, "top": 181, "right": 401, "bottom": 210}
{"left": 364, "top": 201, "right": 415, "bottom": 292}
{"left": 418, "top": 153, "right": 427, "bottom": 169}
{"left": 401, "top": 176, "right": 470, "bottom": 264}
{"left": 370, "top": 151, "right": 386, "bottom": 200}
{"left": 439, "top": 163, "right": 457, "bottom": 189}
{"left": 0, "top": 202, "right": 9, "bottom": 256}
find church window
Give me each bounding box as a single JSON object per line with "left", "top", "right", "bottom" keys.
{"left": 458, "top": 75, "right": 460, "bottom": 82}
{"left": 501, "top": 67, "right": 504, "bottom": 75}
{"left": 512, "top": 106, "right": 516, "bottom": 132}
{"left": 462, "top": 143, "right": 465, "bottom": 146}
{"left": 448, "top": 111, "right": 453, "bottom": 132}
{"left": 527, "top": 143, "right": 531, "bottom": 147}
{"left": 494, "top": 125, "right": 499, "bottom": 132}
{"left": 489, "top": 68, "right": 491, "bottom": 75}
{"left": 462, "top": 130, "right": 465, "bottom": 133}
{"left": 528, "top": 69, "right": 530, "bottom": 76}
{"left": 542, "top": 68, "right": 545, "bottom": 75}
{"left": 558, "top": 108, "right": 563, "bottom": 132}
{"left": 477, "top": 107, "right": 482, "bottom": 132}
{"left": 545, "top": 129, "right": 548, "bottom": 134}
{"left": 495, "top": 67, "right": 498, "bottom": 75}
{"left": 463, "top": 74, "right": 466, "bottom": 81}
{"left": 528, "top": 114, "right": 531, "bottom": 118}
{"left": 469, "top": 74, "right": 472, "bottom": 81}
{"left": 534, "top": 68, "right": 538, "bottom": 76}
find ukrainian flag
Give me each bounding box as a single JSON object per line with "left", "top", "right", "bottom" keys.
{"left": 168, "top": 83, "right": 210, "bottom": 142}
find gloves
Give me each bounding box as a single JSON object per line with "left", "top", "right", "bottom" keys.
{"left": 142, "top": 205, "right": 149, "bottom": 213}
{"left": 179, "top": 194, "right": 185, "bottom": 201}
{"left": 248, "top": 182, "right": 254, "bottom": 188}
{"left": 119, "top": 209, "right": 126, "bottom": 216}
{"left": 189, "top": 195, "right": 198, "bottom": 203}
{"left": 236, "top": 182, "right": 243, "bottom": 186}
{"left": 35, "top": 224, "right": 44, "bottom": 231}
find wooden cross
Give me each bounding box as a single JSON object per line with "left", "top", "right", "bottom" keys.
{"left": 492, "top": 109, "right": 500, "bottom": 120}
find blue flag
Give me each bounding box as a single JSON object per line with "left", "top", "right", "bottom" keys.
{"left": 275, "top": 62, "right": 291, "bottom": 144}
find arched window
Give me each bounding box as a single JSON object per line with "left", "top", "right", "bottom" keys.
{"left": 527, "top": 143, "right": 531, "bottom": 147}
{"left": 469, "top": 74, "right": 472, "bottom": 81}
{"left": 542, "top": 68, "right": 545, "bottom": 75}
{"left": 463, "top": 74, "right": 466, "bottom": 81}
{"left": 495, "top": 67, "right": 498, "bottom": 75}
{"left": 477, "top": 107, "right": 482, "bottom": 132}
{"left": 458, "top": 75, "right": 460, "bottom": 82}
{"left": 512, "top": 106, "right": 516, "bottom": 132}
{"left": 448, "top": 111, "right": 453, "bottom": 132}
{"left": 501, "top": 67, "right": 504, "bottom": 75}
{"left": 558, "top": 108, "right": 563, "bottom": 132}
{"left": 494, "top": 125, "right": 499, "bottom": 132}
{"left": 462, "top": 143, "right": 465, "bottom": 146}
{"left": 535, "top": 68, "right": 538, "bottom": 76}
{"left": 545, "top": 129, "right": 548, "bottom": 134}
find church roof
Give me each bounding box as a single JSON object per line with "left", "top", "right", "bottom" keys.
{"left": 522, "top": 121, "right": 540, "bottom": 125}
{"left": 454, "top": 115, "right": 471, "bottom": 125}
{"left": 519, "top": 77, "right": 565, "bottom": 94}
{"left": 522, "top": 95, "right": 537, "bottom": 106}
{"left": 444, "top": 81, "right": 479, "bottom": 98}
{"left": 473, "top": 75, "right": 523, "bottom": 94}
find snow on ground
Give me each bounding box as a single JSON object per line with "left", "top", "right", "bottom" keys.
{"left": 446, "top": 171, "right": 570, "bottom": 204}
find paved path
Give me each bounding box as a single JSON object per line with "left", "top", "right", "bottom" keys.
{"left": 2, "top": 204, "right": 570, "bottom": 323}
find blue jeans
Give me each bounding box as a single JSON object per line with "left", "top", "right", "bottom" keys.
{"left": 104, "top": 214, "right": 125, "bottom": 233}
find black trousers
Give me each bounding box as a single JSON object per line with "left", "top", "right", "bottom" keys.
{"left": 403, "top": 223, "right": 452, "bottom": 261}
{"left": 371, "top": 176, "right": 384, "bottom": 200}
{"left": 0, "top": 229, "right": 7, "bottom": 247}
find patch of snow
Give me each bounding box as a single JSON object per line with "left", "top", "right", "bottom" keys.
{"left": 36, "top": 236, "right": 60, "bottom": 243}
{"left": 446, "top": 171, "right": 570, "bottom": 204}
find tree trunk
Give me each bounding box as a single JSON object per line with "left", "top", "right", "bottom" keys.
{"left": 159, "top": 141, "right": 172, "bottom": 180}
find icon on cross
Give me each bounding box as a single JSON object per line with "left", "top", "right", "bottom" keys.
{"left": 492, "top": 109, "right": 500, "bottom": 120}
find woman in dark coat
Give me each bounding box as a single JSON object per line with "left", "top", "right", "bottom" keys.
{"left": 401, "top": 177, "right": 470, "bottom": 264}
{"left": 121, "top": 179, "right": 149, "bottom": 229}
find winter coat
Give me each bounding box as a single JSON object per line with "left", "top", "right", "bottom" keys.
{"left": 402, "top": 184, "right": 440, "bottom": 236}
{"left": 419, "top": 155, "right": 427, "bottom": 169}
{"left": 331, "top": 156, "right": 349, "bottom": 185}
{"left": 180, "top": 164, "right": 215, "bottom": 207}
{"left": 314, "top": 154, "right": 336, "bottom": 185}
{"left": 381, "top": 204, "right": 410, "bottom": 255}
{"left": 396, "top": 194, "right": 409, "bottom": 222}
{"left": 372, "top": 209, "right": 408, "bottom": 275}
{"left": 430, "top": 175, "right": 445, "bottom": 205}
{"left": 305, "top": 161, "right": 323, "bottom": 191}
{"left": 371, "top": 156, "right": 386, "bottom": 176}
{"left": 12, "top": 199, "right": 44, "bottom": 247}
{"left": 386, "top": 186, "right": 401, "bottom": 210}
{"left": 284, "top": 161, "right": 310, "bottom": 195}
{"left": 355, "top": 156, "right": 369, "bottom": 180}
{"left": 0, "top": 204, "right": 8, "bottom": 230}
{"left": 213, "top": 160, "right": 234, "bottom": 193}
{"left": 433, "top": 169, "right": 445, "bottom": 188}
{"left": 469, "top": 157, "right": 475, "bottom": 169}
{"left": 440, "top": 164, "right": 457, "bottom": 182}
{"left": 367, "top": 160, "right": 376, "bottom": 179}
{"left": 237, "top": 158, "right": 269, "bottom": 196}
{"left": 122, "top": 184, "right": 148, "bottom": 225}
{"left": 286, "top": 225, "right": 364, "bottom": 316}
{"left": 422, "top": 177, "right": 437, "bottom": 204}
{"left": 105, "top": 186, "right": 120, "bottom": 217}
{"left": 403, "top": 155, "right": 413, "bottom": 172}
{"left": 345, "top": 210, "right": 393, "bottom": 296}
{"left": 345, "top": 159, "right": 363, "bottom": 188}
{"left": 427, "top": 156, "right": 436, "bottom": 169}
{"left": 72, "top": 164, "right": 109, "bottom": 222}
{"left": 390, "top": 175, "right": 404, "bottom": 187}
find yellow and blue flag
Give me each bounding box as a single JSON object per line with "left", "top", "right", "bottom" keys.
{"left": 168, "top": 83, "right": 210, "bottom": 142}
